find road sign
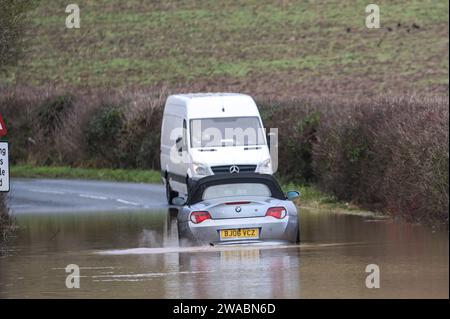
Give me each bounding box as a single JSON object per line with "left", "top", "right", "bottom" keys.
{"left": 0, "top": 142, "right": 9, "bottom": 192}
{"left": 0, "top": 113, "right": 7, "bottom": 137}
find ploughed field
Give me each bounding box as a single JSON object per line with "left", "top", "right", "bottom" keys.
{"left": 5, "top": 0, "right": 448, "bottom": 97}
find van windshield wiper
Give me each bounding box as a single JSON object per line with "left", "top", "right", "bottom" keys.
{"left": 244, "top": 146, "right": 261, "bottom": 150}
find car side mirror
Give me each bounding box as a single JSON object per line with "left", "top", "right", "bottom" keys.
{"left": 172, "top": 196, "right": 186, "bottom": 206}
{"left": 286, "top": 190, "right": 300, "bottom": 201}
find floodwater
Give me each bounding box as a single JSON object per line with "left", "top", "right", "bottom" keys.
{"left": 0, "top": 208, "right": 448, "bottom": 298}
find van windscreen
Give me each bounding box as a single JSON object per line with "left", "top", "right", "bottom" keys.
{"left": 190, "top": 117, "right": 264, "bottom": 148}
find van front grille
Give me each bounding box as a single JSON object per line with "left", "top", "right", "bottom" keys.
{"left": 211, "top": 165, "right": 257, "bottom": 174}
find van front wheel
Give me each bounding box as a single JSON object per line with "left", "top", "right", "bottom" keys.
{"left": 296, "top": 228, "right": 300, "bottom": 244}
{"left": 166, "top": 180, "right": 177, "bottom": 205}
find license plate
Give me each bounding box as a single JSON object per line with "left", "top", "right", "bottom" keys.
{"left": 220, "top": 228, "right": 259, "bottom": 240}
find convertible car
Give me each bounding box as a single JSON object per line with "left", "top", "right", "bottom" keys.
{"left": 173, "top": 173, "right": 300, "bottom": 246}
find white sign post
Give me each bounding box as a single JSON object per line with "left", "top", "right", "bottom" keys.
{"left": 0, "top": 142, "right": 9, "bottom": 192}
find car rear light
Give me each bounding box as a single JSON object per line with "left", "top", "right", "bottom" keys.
{"left": 265, "top": 207, "right": 287, "bottom": 219}
{"left": 190, "top": 211, "right": 212, "bottom": 224}
{"left": 225, "top": 201, "right": 251, "bottom": 205}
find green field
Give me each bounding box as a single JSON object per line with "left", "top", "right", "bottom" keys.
{"left": 6, "top": 0, "right": 449, "bottom": 97}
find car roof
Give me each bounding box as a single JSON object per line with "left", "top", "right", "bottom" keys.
{"left": 187, "top": 173, "right": 286, "bottom": 205}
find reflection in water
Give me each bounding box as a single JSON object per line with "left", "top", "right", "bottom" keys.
{"left": 0, "top": 208, "right": 447, "bottom": 298}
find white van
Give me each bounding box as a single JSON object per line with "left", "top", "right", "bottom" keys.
{"left": 160, "top": 93, "right": 273, "bottom": 203}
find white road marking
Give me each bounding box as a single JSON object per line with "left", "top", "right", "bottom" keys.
{"left": 28, "top": 189, "right": 65, "bottom": 195}
{"left": 116, "top": 198, "right": 139, "bottom": 206}
{"left": 79, "top": 194, "right": 108, "bottom": 200}
{"left": 8, "top": 204, "right": 32, "bottom": 208}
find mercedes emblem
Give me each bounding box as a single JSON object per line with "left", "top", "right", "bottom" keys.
{"left": 229, "top": 165, "right": 240, "bottom": 173}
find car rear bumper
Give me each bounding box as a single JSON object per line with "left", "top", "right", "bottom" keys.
{"left": 179, "top": 215, "right": 298, "bottom": 245}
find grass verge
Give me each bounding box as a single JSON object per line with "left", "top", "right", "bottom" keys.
{"left": 11, "top": 164, "right": 162, "bottom": 184}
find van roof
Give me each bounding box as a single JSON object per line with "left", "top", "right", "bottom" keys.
{"left": 165, "top": 93, "right": 259, "bottom": 118}
{"left": 169, "top": 93, "right": 251, "bottom": 102}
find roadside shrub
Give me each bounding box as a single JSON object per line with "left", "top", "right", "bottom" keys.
{"left": 83, "top": 103, "right": 124, "bottom": 167}
{"left": 290, "top": 111, "right": 321, "bottom": 183}
{"left": 81, "top": 90, "right": 166, "bottom": 169}
{"left": 262, "top": 94, "right": 448, "bottom": 226}
{"left": 313, "top": 96, "right": 449, "bottom": 225}
{"left": 118, "top": 91, "right": 165, "bottom": 169}
{"left": 314, "top": 105, "right": 376, "bottom": 202}
{"left": 0, "top": 194, "right": 14, "bottom": 254}
{"left": 33, "top": 94, "right": 77, "bottom": 164}
{"left": 35, "top": 94, "right": 75, "bottom": 134}
{"left": 370, "top": 97, "right": 449, "bottom": 224}
{"left": 260, "top": 99, "right": 323, "bottom": 184}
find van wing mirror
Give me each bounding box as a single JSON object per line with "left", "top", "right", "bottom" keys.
{"left": 267, "top": 132, "right": 276, "bottom": 150}
{"left": 175, "top": 136, "right": 183, "bottom": 153}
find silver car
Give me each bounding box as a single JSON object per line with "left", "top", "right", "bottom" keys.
{"left": 173, "top": 173, "right": 300, "bottom": 246}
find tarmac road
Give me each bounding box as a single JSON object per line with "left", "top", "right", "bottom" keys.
{"left": 7, "top": 178, "right": 166, "bottom": 213}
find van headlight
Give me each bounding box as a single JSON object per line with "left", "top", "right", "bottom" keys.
{"left": 192, "top": 162, "right": 212, "bottom": 176}
{"left": 256, "top": 158, "right": 272, "bottom": 174}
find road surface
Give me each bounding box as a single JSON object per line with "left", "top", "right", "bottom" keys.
{"left": 7, "top": 178, "right": 166, "bottom": 213}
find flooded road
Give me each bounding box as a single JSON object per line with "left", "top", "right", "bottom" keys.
{"left": 1, "top": 179, "right": 448, "bottom": 298}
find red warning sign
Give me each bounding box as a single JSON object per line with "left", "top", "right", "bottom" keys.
{"left": 0, "top": 113, "right": 7, "bottom": 137}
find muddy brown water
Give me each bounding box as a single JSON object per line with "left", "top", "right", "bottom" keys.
{"left": 0, "top": 208, "right": 448, "bottom": 298}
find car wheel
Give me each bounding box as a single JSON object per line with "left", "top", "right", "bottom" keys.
{"left": 165, "top": 179, "right": 177, "bottom": 205}
{"left": 178, "top": 229, "right": 193, "bottom": 247}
